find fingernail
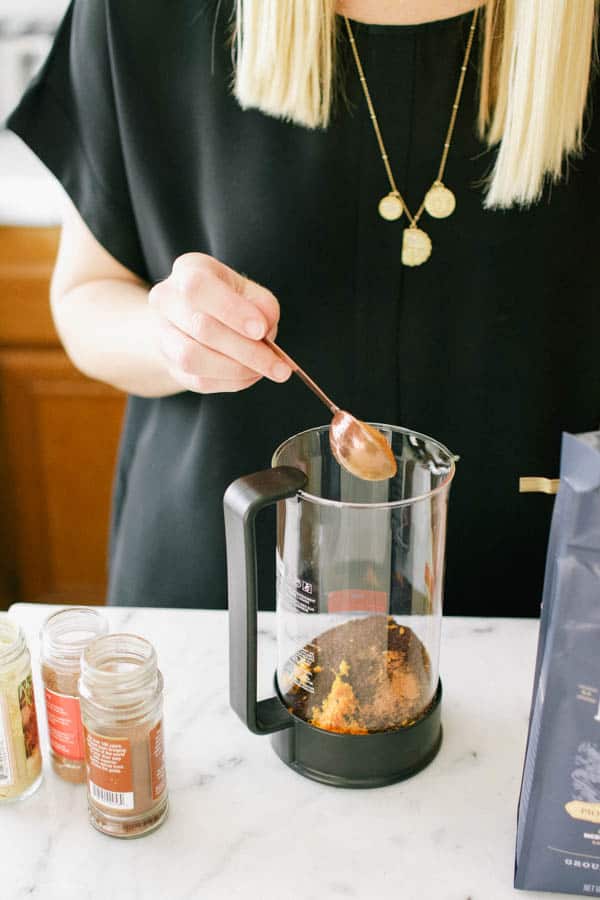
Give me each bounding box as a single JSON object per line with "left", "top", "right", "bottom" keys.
{"left": 244, "top": 319, "right": 265, "bottom": 340}
{"left": 272, "top": 362, "right": 291, "bottom": 382}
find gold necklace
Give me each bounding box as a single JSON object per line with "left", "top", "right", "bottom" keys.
{"left": 344, "top": 9, "right": 479, "bottom": 266}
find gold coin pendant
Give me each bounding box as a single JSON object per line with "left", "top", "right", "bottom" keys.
{"left": 402, "top": 227, "right": 432, "bottom": 267}
{"left": 378, "top": 192, "right": 403, "bottom": 221}
{"left": 424, "top": 182, "right": 456, "bottom": 219}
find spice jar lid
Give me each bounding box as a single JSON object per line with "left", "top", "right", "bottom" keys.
{"left": 41, "top": 607, "right": 108, "bottom": 671}
{"left": 0, "top": 614, "right": 27, "bottom": 671}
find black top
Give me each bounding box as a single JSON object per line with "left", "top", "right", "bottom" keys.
{"left": 8, "top": 1, "right": 600, "bottom": 616}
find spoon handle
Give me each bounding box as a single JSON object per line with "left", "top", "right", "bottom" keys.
{"left": 264, "top": 338, "right": 339, "bottom": 415}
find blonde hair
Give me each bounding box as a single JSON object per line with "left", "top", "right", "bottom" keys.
{"left": 233, "top": 0, "right": 597, "bottom": 208}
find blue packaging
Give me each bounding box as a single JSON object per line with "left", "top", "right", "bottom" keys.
{"left": 515, "top": 431, "right": 600, "bottom": 895}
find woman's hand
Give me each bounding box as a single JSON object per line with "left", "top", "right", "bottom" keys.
{"left": 149, "top": 253, "right": 292, "bottom": 394}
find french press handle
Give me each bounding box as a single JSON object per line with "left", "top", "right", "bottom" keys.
{"left": 224, "top": 466, "right": 308, "bottom": 735}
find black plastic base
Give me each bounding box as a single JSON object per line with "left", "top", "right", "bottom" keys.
{"left": 270, "top": 679, "right": 443, "bottom": 788}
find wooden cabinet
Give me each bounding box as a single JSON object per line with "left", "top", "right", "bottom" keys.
{"left": 0, "top": 226, "right": 126, "bottom": 608}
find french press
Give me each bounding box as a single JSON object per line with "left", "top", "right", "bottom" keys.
{"left": 224, "top": 424, "right": 455, "bottom": 788}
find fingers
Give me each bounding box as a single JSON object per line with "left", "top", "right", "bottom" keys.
{"left": 149, "top": 252, "right": 292, "bottom": 394}
{"left": 159, "top": 319, "right": 289, "bottom": 384}
{"left": 159, "top": 312, "right": 291, "bottom": 383}
{"left": 149, "top": 253, "right": 291, "bottom": 382}
{"left": 169, "top": 253, "right": 280, "bottom": 340}
{"left": 166, "top": 368, "right": 262, "bottom": 394}
{"left": 234, "top": 272, "right": 281, "bottom": 339}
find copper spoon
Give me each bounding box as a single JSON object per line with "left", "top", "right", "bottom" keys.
{"left": 264, "top": 338, "right": 397, "bottom": 481}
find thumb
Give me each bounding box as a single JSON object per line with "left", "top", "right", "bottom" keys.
{"left": 228, "top": 269, "right": 281, "bottom": 340}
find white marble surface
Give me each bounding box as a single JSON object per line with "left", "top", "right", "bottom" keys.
{"left": 1, "top": 603, "right": 563, "bottom": 900}
{"left": 0, "top": 130, "right": 64, "bottom": 225}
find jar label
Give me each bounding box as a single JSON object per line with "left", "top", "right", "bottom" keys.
{"left": 17, "top": 674, "right": 39, "bottom": 761}
{"left": 83, "top": 728, "right": 134, "bottom": 810}
{"left": 149, "top": 720, "right": 167, "bottom": 801}
{"left": 45, "top": 688, "right": 84, "bottom": 761}
{"left": 0, "top": 695, "right": 14, "bottom": 786}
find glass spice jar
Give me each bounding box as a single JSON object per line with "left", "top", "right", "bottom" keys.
{"left": 79, "top": 633, "right": 168, "bottom": 838}
{"left": 40, "top": 607, "right": 108, "bottom": 783}
{"left": 0, "top": 614, "right": 42, "bottom": 802}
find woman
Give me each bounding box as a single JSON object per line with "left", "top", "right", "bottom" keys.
{"left": 7, "top": 0, "right": 598, "bottom": 615}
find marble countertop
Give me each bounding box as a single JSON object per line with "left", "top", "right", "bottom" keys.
{"left": 0, "top": 130, "right": 63, "bottom": 225}
{"left": 2, "top": 603, "right": 563, "bottom": 900}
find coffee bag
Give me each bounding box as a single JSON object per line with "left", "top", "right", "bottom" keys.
{"left": 515, "top": 431, "right": 600, "bottom": 895}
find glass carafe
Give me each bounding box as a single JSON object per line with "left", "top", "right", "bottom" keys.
{"left": 225, "top": 424, "right": 456, "bottom": 787}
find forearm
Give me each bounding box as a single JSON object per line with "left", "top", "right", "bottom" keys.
{"left": 49, "top": 204, "right": 285, "bottom": 399}
{"left": 52, "top": 278, "right": 183, "bottom": 397}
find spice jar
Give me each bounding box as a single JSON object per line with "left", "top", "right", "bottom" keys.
{"left": 40, "top": 607, "right": 108, "bottom": 783}
{"left": 79, "top": 633, "right": 168, "bottom": 838}
{"left": 0, "top": 614, "right": 42, "bottom": 801}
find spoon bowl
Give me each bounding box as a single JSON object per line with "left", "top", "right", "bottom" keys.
{"left": 263, "top": 338, "right": 397, "bottom": 482}
{"left": 330, "top": 411, "right": 398, "bottom": 481}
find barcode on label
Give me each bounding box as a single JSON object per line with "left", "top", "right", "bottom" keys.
{"left": 0, "top": 700, "right": 13, "bottom": 786}
{"left": 89, "top": 781, "right": 134, "bottom": 810}
{"left": 0, "top": 739, "right": 11, "bottom": 785}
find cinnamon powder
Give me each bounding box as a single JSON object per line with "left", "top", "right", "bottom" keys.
{"left": 83, "top": 718, "right": 167, "bottom": 838}
{"left": 79, "top": 633, "right": 168, "bottom": 839}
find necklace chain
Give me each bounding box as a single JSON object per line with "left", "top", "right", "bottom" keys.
{"left": 344, "top": 9, "right": 479, "bottom": 231}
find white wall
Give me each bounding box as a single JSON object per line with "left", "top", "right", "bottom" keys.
{"left": 0, "top": 0, "right": 69, "bottom": 121}
{"left": 1, "top": 0, "right": 69, "bottom": 21}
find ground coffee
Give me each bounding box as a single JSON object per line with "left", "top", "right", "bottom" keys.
{"left": 284, "top": 614, "right": 432, "bottom": 734}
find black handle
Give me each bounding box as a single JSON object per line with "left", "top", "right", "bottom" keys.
{"left": 224, "top": 465, "right": 308, "bottom": 735}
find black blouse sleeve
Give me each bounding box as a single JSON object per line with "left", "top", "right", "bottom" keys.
{"left": 5, "top": 0, "right": 148, "bottom": 280}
